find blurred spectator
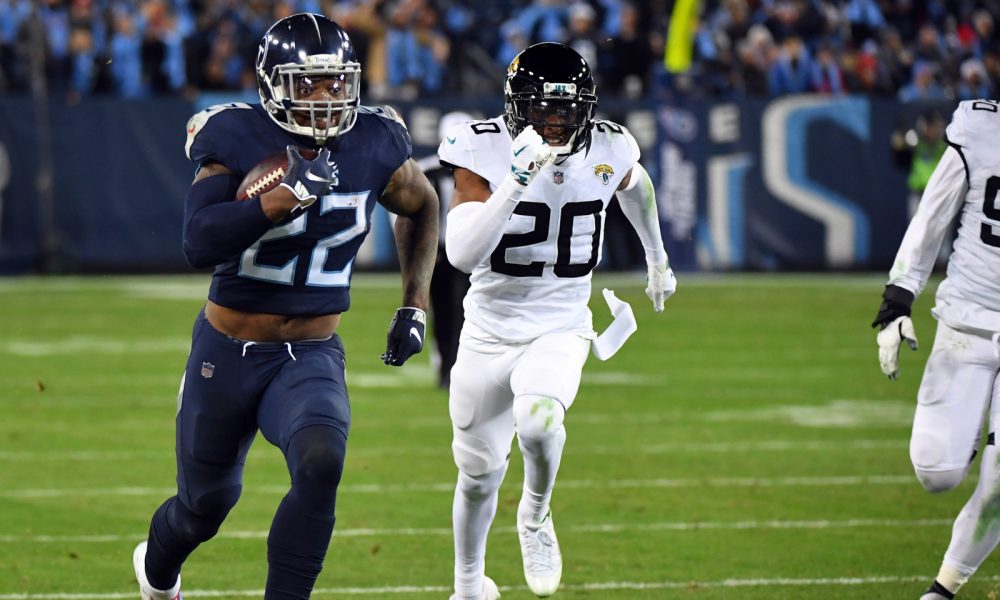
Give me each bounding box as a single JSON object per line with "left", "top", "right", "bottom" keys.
{"left": 565, "top": 2, "right": 601, "bottom": 75}
{"left": 897, "top": 61, "right": 949, "bottom": 102}
{"left": 519, "top": 0, "right": 569, "bottom": 45}
{"left": 957, "top": 58, "right": 993, "bottom": 100}
{"left": 601, "top": 1, "right": 653, "bottom": 98}
{"left": 768, "top": 35, "right": 811, "bottom": 94}
{"left": 809, "top": 41, "right": 843, "bottom": 94}
{"left": 386, "top": 0, "right": 449, "bottom": 98}
{"left": 735, "top": 23, "right": 775, "bottom": 97}
{"left": 845, "top": 0, "right": 886, "bottom": 44}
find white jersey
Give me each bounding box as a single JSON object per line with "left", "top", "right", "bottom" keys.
{"left": 888, "top": 100, "right": 1000, "bottom": 334}
{"left": 439, "top": 116, "right": 640, "bottom": 343}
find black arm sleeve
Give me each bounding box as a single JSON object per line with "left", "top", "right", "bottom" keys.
{"left": 182, "top": 174, "right": 274, "bottom": 268}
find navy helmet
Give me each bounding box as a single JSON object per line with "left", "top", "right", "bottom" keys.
{"left": 504, "top": 43, "right": 597, "bottom": 156}
{"left": 255, "top": 13, "right": 361, "bottom": 144}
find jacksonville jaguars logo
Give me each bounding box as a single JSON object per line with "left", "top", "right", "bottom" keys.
{"left": 593, "top": 164, "right": 614, "bottom": 185}
{"left": 507, "top": 56, "right": 520, "bottom": 79}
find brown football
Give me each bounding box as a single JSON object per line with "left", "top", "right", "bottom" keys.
{"left": 235, "top": 148, "right": 319, "bottom": 200}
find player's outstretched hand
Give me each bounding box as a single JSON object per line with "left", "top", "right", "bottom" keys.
{"left": 645, "top": 261, "right": 676, "bottom": 312}
{"left": 381, "top": 307, "right": 426, "bottom": 366}
{"left": 509, "top": 126, "right": 554, "bottom": 186}
{"left": 279, "top": 146, "right": 335, "bottom": 208}
{"left": 876, "top": 316, "right": 918, "bottom": 379}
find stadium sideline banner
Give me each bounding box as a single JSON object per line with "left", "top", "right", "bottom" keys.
{"left": 0, "top": 95, "right": 946, "bottom": 274}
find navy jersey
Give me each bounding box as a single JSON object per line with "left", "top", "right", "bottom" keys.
{"left": 184, "top": 103, "right": 411, "bottom": 316}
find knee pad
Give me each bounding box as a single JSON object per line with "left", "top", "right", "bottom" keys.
{"left": 914, "top": 466, "right": 968, "bottom": 493}
{"left": 452, "top": 434, "right": 507, "bottom": 477}
{"left": 513, "top": 394, "right": 565, "bottom": 444}
{"left": 286, "top": 425, "right": 347, "bottom": 507}
{"left": 172, "top": 487, "right": 241, "bottom": 543}
{"left": 457, "top": 464, "right": 507, "bottom": 501}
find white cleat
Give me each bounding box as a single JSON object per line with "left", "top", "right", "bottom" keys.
{"left": 132, "top": 541, "right": 182, "bottom": 600}
{"left": 449, "top": 575, "right": 500, "bottom": 600}
{"left": 517, "top": 512, "right": 562, "bottom": 597}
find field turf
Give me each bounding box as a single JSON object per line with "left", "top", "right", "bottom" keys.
{"left": 1, "top": 272, "right": 998, "bottom": 599}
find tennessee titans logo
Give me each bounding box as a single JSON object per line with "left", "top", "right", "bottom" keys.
{"left": 328, "top": 160, "right": 340, "bottom": 188}
{"left": 201, "top": 362, "right": 215, "bottom": 379}
{"left": 593, "top": 164, "right": 614, "bottom": 185}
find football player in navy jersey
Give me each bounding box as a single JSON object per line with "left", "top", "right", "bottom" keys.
{"left": 131, "top": 13, "right": 438, "bottom": 600}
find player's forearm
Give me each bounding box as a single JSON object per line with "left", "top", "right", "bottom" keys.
{"left": 183, "top": 174, "right": 274, "bottom": 268}
{"left": 395, "top": 196, "right": 438, "bottom": 310}
{"left": 445, "top": 177, "right": 526, "bottom": 273}
{"left": 888, "top": 147, "right": 968, "bottom": 295}
{"left": 617, "top": 163, "right": 668, "bottom": 266}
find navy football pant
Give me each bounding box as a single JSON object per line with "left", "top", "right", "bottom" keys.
{"left": 145, "top": 310, "right": 350, "bottom": 599}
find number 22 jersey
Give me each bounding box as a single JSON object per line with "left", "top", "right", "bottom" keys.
{"left": 439, "top": 116, "right": 640, "bottom": 343}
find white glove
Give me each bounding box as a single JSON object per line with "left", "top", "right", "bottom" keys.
{"left": 876, "top": 316, "right": 918, "bottom": 380}
{"left": 508, "top": 126, "right": 554, "bottom": 187}
{"left": 645, "top": 261, "right": 676, "bottom": 312}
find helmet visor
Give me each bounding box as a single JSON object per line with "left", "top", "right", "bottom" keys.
{"left": 522, "top": 98, "right": 591, "bottom": 147}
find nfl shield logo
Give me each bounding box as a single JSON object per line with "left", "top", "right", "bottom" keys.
{"left": 201, "top": 362, "right": 215, "bottom": 379}
{"left": 553, "top": 171, "right": 564, "bottom": 184}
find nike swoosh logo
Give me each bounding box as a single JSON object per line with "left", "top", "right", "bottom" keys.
{"left": 513, "top": 145, "right": 528, "bottom": 157}
{"left": 305, "top": 171, "right": 330, "bottom": 182}
{"left": 446, "top": 136, "right": 456, "bottom": 144}
{"left": 409, "top": 327, "right": 422, "bottom": 345}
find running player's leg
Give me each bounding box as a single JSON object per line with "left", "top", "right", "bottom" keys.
{"left": 912, "top": 323, "right": 1000, "bottom": 597}
{"left": 257, "top": 336, "right": 350, "bottom": 600}
{"left": 450, "top": 342, "right": 519, "bottom": 599}
{"left": 142, "top": 312, "right": 261, "bottom": 592}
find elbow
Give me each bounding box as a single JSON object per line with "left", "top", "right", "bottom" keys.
{"left": 447, "top": 252, "right": 476, "bottom": 274}
{"left": 183, "top": 237, "right": 223, "bottom": 269}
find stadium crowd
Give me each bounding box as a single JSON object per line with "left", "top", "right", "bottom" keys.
{"left": 0, "top": 0, "right": 997, "bottom": 103}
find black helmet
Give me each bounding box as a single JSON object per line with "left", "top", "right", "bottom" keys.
{"left": 504, "top": 43, "right": 597, "bottom": 156}
{"left": 255, "top": 13, "right": 361, "bottom": 144}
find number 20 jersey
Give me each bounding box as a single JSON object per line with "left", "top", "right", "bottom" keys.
{"left": 439, "top": 116, "right": 640, "bottom": 343}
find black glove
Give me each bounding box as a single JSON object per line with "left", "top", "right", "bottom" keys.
{"left": 279, "top": 146, "right": 336, "bottom": 208}
{"left": 381, "top": 307, "right": 426, "bottom": 366}
{"left": 871, "top": 284, "right": 915, "bottom": 329}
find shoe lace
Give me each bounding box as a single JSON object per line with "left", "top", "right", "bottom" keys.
{"left": 521, "top": 525, "right": 556, "bottom": 572}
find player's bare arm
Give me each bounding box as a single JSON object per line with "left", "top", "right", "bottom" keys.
{"left": 380, "top": 158, "right": 439, "bottom": 311}
{"left": 450, "top": 167, "right": 492, "bottom": 206}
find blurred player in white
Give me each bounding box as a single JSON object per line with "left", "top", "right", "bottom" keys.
{"left": 438, "top": 43, "right": 675, "bottom": 599}
{"left": 873, "top": 99, "right": 1000, "bottom": 600}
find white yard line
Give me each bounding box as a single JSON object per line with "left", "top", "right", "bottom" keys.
{"left": 0, "top": 438, "right": 907, "bottom": 462}
{"left": 0, "top": 474, "right": 920, "bottom": 499}
{"left": 0, "top": 517, "right": 952, "bottom": 544}
{"left": 0, "top": 573, "right": 989, "bottom": 598}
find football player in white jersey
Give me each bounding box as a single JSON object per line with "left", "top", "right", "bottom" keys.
{"left": 437, "top": 43, "right": 676, "bottom": 599}
{"left": 873, "top": 99, "right": 1000, "bottom": 600}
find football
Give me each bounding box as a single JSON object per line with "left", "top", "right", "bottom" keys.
{"left": 235, "top": 148, "right": 319, "bottom": 200}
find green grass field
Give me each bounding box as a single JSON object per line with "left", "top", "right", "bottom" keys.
{"left": 1, "top": 272, "right": 998, "bottom": 599}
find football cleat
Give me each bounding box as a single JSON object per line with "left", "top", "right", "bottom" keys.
{"left": 132, "top": 541, "right": 182, "bottom": 600}
{"left": 449, "top": 575, "right": 500, "bottom": 600}
{"left": 920, "top": 580, "right": 956, "bottom": 599}
{"left": 517, "top": 511, "right": 562, "bottom": 597}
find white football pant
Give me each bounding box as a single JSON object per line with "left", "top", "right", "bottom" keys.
{"left": 910, "top": 321, "right": 1000, "bottom": 582}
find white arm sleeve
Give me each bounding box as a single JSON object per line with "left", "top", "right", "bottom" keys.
{"left": 887, "top": 146, "right": 968, "bottom": 297}
{"left": 445, "top": 177, "right": 524, "bottom": 274}
{"left": 617, "top": 163, "right": 668, "bottom": 266}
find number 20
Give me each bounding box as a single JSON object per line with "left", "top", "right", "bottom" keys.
{"left": 491, "top": 200, "right": 603, "bottom": 277}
